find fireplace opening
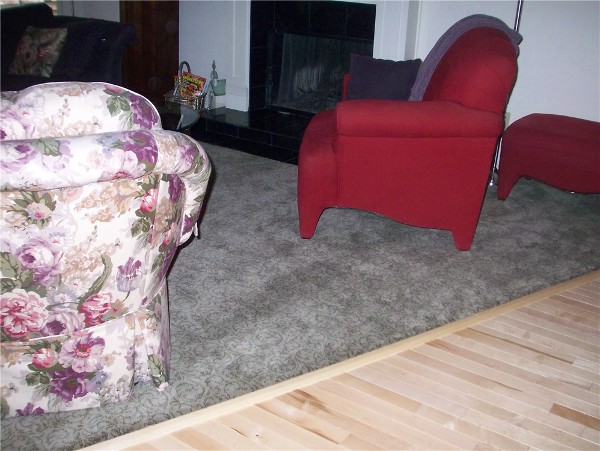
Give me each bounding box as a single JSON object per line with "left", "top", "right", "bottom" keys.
{"left": 250, "top": 1, "right": 377, "bottom": 116}
{"left": 270, "top": 32, "right": 372, "bottom": 114}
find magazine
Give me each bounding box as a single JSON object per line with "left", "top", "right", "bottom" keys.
{"left": 175, "top": 71, "right": 207, "bottom": 97}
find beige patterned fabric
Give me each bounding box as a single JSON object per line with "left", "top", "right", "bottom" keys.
{"left": 8, "top": 26, "right": 68, "bottom": 77}
{"left": 0, "top": 82, "right": 211, "bottom": 418}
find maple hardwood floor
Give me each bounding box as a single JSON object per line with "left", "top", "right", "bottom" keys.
{"left": 84, "top": 271, "right": 600, "bottom": 451}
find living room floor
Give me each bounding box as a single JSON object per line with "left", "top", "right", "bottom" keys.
{"left": 190, "top": 107, "right": 314, "bottom": 165}
{"left": 83, "top": 270, "right": 600, "bottom": 451}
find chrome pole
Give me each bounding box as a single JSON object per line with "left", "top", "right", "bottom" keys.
{"left": 514, "top": 0, "right": 524, "bottom": 31}
{"left": 491, "top": 0, "right": 524, "bottom": 187}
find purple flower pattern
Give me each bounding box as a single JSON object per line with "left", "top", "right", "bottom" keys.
{"left": 129, "top": 93, "right": 160, "bottom": 129}
{"left": 49, "top": 368, "right": 91, "bottom": 403}
{"left": 0, "top": 81, "right": 210, "bottom": 418}
{"left": 15, "top": 403, "right": 45, "bottom": 416}
{"left": 16, "top": 237, "right": 64, "bottom": 287}
{"left": 58, "top": 334, "right": 105, "bottom": 373}
{"left": 116, "top": 258, "right": 143, "bottom": 292}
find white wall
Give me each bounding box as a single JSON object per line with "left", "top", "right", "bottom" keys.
{"left": 179, "top": 0, "right": 599, "bottom": 122}
{"left": 414, "top": 1, "right": 599, "bottom": 123}
{"left": 180, "top": 1, "right": 247, "bottom": 110}
{"left": 510, "top": 1, "right": 599, "bottom": 123}
{"left": 58, "top": 0, "right": 120, "bottom": 22}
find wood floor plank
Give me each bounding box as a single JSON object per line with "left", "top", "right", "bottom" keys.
{"left": 438, "top": 334, "right": 595, "bottom": 397}
{"left": 192, "top": 420, "right": 271, "bottom": 450}
{"left": 582, "top": 427, "right": 600, "bottom": 444}
{"left": 383, "top": 353, "right": 588, "bottom": 438}
{"left": 216, "top": 412, "right": 309, "bottom": 450}
{"left": 333, "top": 370, "right": 497, "bottom": 450}
{"left": 528, "top": 302, "right": 600, "bottom": 329}
{"left": 338, "top": 434, "right": 386, "bottom": 450}
{"left": 455, "top": 327, "right": 599, "bottom": 384}
{"left": 517, "top": 416, "right": 599, "bottom": 450}
{"left": 397, "top": 348, "right": 553, "bottom": 412}
{"left": 563, "top": 289, "right": 600, "bottom": 306}
{"left": 481, "top": 316, "right": 600, "bottom": 362}
{"left": 546, "top": 295, "right": 600, "bottom": 316}
{"left": 518, "top": 306, "right": 600, "bottom": 339}
{"left": 571, "top": 286, "right": 600, "bottom": 297}
{"left": 147, "top": 435, "right": 202, "bottom": 451}
{"left": 315, "top": 378, "right": 479, "bottom": 450}
{"left": 124, "top": 444, "right": 160, "bottom": 451}
{"left": 550, "top": 403, "right": 600, "bottom": 431}
{"left": 238, "top": 405, "right": 346, "bottom": 450}
{"left": 302, "top": 383, "right": 461, "bottom": 450}
{"left": 504, "top": 310, "right": 600, "bottom": 347}
{"left": 345, "top": 366, "right": 531, "bottom": 450}
{"left": 171, "top": 427, "right": 231, "bottom": 450}
{"left": 559, "top": 290, "right": 600, "bottom": 307}
{"left": 573, "top": 357, "right": 600, "bottom": 374}
{"left": 284, "top": 391, "right": 415, "bottom": 450}
{"left": 257, "top": 397, "right": 351, "bottom": 445}
{"left": 421, "top": 340, "right": 599, "bottom": 417}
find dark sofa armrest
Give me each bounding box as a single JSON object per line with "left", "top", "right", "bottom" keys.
{"left": 51, "top": 16, "right": 137, "bottom": 85}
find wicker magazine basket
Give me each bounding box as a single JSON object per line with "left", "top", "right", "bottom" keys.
{"left": 164, "top": 61, "right": 206, "bottom": 110}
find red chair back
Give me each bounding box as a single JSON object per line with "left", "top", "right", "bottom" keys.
{"left": 423, "top": 27, "right": 517, "bottom": 114}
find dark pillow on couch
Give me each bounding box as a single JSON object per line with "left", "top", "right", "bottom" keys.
{"left": 345, "top": 54, "right": 422, "bottom": 101}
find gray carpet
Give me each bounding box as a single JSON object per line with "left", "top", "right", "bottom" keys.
{"left": 2, "top": 144, "right": 599, "bottom": 451}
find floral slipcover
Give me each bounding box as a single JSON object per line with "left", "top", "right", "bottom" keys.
{"left": 0, "top": 82, "right": 211, "bottom": 418}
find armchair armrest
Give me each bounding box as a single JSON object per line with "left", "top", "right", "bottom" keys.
{"left": 0, "top": 82, "right": 161, "bottom": 141}
{"left": 335, "top": 99, "right": 504, "bottom": 138}
{"left": 1, "top": 130, "right": 211, "bottom": 243}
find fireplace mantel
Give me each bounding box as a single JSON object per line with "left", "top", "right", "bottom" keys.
{"left": 225, "top": 0, "right": 420, "bottom": 112}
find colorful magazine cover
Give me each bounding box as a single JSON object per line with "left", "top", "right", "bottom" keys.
{"left": 176, "top": 71, "right": 207, "bottom": 97}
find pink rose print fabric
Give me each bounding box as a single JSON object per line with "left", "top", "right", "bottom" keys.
{"left": 0, "top": 82, "right": 211, "bottom": 418}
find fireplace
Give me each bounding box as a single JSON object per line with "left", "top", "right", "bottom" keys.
{"left": 250, "top": 1, "right": 376, "bottom": 114}
{"left": 191, "top": 1, "right": 377, "bottom": 164}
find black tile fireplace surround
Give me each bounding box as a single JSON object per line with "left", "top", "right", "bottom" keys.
{"left": 191, "top": 1, "right": 376, "bottom": 165}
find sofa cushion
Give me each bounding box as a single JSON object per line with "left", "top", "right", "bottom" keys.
{"left": 345, "top": 54, "right": 422, "bottom": 101}
{"left": 8, "top": 26, "right": 67, "bottom": 77}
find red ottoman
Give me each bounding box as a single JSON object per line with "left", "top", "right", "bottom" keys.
{"left": 497, "top": 113, "right": 600, "bottom": 199}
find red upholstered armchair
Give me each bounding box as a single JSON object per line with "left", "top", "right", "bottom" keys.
{"left": 298, "top": 25, "right": 519, "bottom": 250}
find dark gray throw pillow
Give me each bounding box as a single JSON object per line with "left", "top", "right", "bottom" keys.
{"left": 345, "top": 54, "right": 422, "bottom": 101}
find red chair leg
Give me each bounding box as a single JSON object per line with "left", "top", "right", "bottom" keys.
{"left": 298, "top": 204, "right": 324, "bottom": 239}
{"left": 497, "top": 170, "right": 521, "bottom": 200}
{"left": 451, "top": 224, "right": 477, "bottom": 251}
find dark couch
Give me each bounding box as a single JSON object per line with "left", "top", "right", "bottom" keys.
{"left": 1, "top": 3, "right": 136, "bottom": 91}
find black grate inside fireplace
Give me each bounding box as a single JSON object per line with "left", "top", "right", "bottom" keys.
{"left": 271, "top": 33, "right": 372, "bottom": 114}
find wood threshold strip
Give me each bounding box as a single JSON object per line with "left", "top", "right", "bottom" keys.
{"left": 81, "top": 269, "right": 600, "bottom": 451}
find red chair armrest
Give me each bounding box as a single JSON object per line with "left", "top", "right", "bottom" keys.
{"left": 335, "top": 100, "right": 504, "bottom": 138}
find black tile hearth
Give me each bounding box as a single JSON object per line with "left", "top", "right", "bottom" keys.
{"left": 190, "top": 107, "right": 313, "bottom": 165}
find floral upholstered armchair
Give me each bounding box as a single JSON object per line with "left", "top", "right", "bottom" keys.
{"left": 0, "top": 82, "right": 211, "bottom": 418}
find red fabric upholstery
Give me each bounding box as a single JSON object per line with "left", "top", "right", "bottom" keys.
{"left": 298, "top": 27, "right": 518, "bottom": 250}
{"left": 497, "top": 114, "right": 600, "bottom": 199}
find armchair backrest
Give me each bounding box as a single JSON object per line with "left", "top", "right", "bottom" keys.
{"left": 422, "top": 27, "right": 518, "bottom": 114}
{"left": 0, "top": 82, "right": 210, "bottom": 343}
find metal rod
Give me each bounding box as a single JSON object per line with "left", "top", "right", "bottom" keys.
{"left": 514, "top": 0, "right": 524, "bottom": 31}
